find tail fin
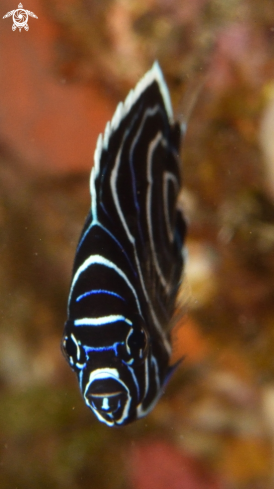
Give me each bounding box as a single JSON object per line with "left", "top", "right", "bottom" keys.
{"left": 176, "top": 73, "right": 205, "bottom": 135}
{"left": 164, "top": 356, "right": 185, "bottom": 386}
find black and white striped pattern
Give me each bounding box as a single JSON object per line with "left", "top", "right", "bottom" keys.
{"left": 62, "top": 62, "right": 187, "bottom": 426}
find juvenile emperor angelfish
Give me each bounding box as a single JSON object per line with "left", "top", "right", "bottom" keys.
{"left": 62, "top": 62, "right": 187, "bottom": 426}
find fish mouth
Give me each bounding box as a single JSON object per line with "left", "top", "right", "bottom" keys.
{"left": 84, "top": 370, "right": 130, "bottom": 422}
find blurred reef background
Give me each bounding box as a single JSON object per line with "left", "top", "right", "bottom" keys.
{"left": 1, "top": 0, "right": 274, "bottom": 488}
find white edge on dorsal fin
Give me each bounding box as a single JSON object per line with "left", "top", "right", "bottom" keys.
{"left": 90, "top": 62, "right": 173, "bottom": 206}
{"left": 103, "top": 121, "right": 111, "bottom": 150}
{"left": 95, "top": 61, "right": 173, "bottom": 157}
{"left": 93, "top": 133, "right": 103, "bottom": 178}
{"left": 90, "top": 132, "right": 103, "bottom": 211}
{"left": 111, "top": 101, "right": 124, "bottom": 134}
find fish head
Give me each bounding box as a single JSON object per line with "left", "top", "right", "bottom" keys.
{"left": 61, "top": 315, "right": 153, "bottom": 426}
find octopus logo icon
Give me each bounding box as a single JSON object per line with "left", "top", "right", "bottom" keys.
{"left": 3, "top": 3, "right": 38, "bottom": 32}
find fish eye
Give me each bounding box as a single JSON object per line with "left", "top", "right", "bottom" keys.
{"left": 61, "top": 336, "right": 76, "bottom": 360}
{"left": 126, "top": 319, "right": 149, "bottom": 363}
{"left": 61, "top": 334, "right": 85, "bottom": 368}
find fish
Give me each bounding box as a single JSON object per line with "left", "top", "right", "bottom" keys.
{"left": 61, "top": 61, "right": 187, "bottom": 426}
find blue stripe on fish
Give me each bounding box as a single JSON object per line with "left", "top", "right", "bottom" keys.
{"left": 76, "top": 290, "right": 125, "bottom": 303}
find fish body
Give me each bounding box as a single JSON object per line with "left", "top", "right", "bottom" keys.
{"left": 62, "top": 62, "right": 187, "bottom": 426}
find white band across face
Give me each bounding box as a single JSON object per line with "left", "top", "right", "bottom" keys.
{"left": 84, "top": 368, "right": 131, "bottom": 426}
